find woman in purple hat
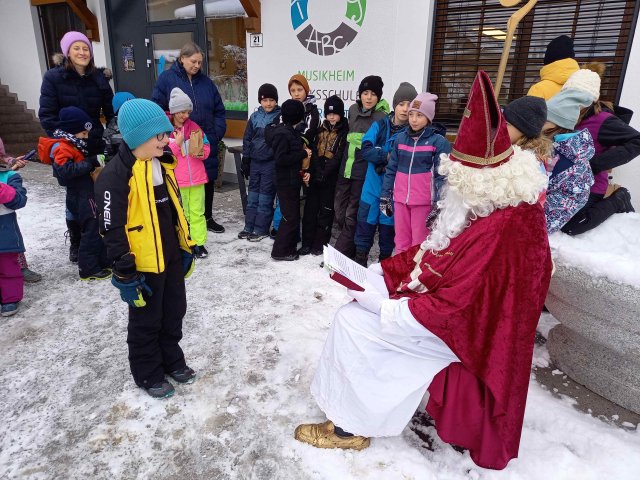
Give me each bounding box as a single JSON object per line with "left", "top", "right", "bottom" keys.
{"left": 39, "top": 31, "right": 114, "bottom": 155}
{"left": 39, "top": 31, "right": 114, "bottom": 264}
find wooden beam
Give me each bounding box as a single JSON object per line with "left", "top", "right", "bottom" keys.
{"left": 238, "top": 0, "right": 260, "bottom": 18}
{"left": 239, "top": 0, "right": 261, "bottom": 32}
{"left": 31, "top": 0, "right": 100, "bottom": 42}
{"left": 243, "top": 17, "right": 260, "bottom": 33}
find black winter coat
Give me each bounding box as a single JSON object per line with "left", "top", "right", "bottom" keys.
{"left": 265, "top": 123, "right": 307, "bottom": 188}
{"left": 39, "top": 66, "right": 114, "bottom": 153}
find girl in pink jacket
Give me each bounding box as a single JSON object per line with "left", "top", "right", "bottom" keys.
{"left": 167, "top": 88, "right": 211, "bottom": 258}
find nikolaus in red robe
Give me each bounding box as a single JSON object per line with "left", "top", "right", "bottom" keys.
{"left": 296, "top": 70, "right": 552, "bottom": 470}
{"left": 382, "top": 200, "right": 552, "bottom": 469}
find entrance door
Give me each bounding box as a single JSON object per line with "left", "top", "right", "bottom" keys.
{"left": 105, "top": 0, "right": 203, "bottom": 99}
{"left": 145, "top": 24, "right": 197, "bottom": 91}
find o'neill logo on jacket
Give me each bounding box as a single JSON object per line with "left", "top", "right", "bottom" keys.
{"left": 290, "top": 0, "right": 366, "bottom": 56}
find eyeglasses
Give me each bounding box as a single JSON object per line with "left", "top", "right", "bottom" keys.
{"left": 156, "top": 132, "right": 168, "bottom": 141}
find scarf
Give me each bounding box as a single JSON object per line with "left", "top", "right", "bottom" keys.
{"left": 53, "top": 129, "right": 88, "bottom": 155}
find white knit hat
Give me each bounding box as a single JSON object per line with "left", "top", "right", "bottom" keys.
{"left": 562, "top": 69, "right": 601, "bottom": 102}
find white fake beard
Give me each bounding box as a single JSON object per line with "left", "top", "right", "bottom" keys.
{"left": 420, "top": 145, "right": 548, "bottom": 253}
{"left": 420, "top": 186, "right": 474, "bottom": 252}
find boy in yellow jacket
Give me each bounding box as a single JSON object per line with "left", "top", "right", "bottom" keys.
{"left": 528, "top": 35, "right": 579, "bottom": 100}
{"left": 95, "top": 99, "right": 196, "bottom": 399}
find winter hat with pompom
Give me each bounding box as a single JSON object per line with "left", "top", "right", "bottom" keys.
{"left": 562, "top": 69, "right": 601, "bottom": 102}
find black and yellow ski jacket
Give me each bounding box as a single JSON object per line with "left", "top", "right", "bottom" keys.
{"left": 95, "top": 142, "right": 194, "bottom": 274}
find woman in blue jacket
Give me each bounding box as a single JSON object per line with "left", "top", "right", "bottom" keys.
{"left": 152, "top": 42, "right": 227, "bottom": 233}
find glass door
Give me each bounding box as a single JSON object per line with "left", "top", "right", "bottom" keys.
{"left": 146, "top": 25, "right": 198, "bottom": 88}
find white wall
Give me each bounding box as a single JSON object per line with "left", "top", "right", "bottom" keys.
{"left": 0, "top": 0, "right": 111, "bottom": 113}
{"left": 88, "top": 0, "right": 112, "bottom": 72}
{"left": 247, "top": 0, "right": 432, "bottom": 114}
{"left": 0, "top": 1, "right": 45, "bottom": 112}
{"left": 614, "top": 29, "right": 640, "bottom": 209}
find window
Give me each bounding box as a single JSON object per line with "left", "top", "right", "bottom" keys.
{"left": 428, "top": 0, "right": 639, "bottom": 129}
{"left": 38, "top": 3, "right": 86, "bottom": 69}
{"left": 206, "top": 16, "right": 248, "bottom": 118}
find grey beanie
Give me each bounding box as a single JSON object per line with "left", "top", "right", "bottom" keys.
{"left": 504, "top": 96, "right": 547, "bottom": 138}
{"left": 392, "top": 82, "right": 418, "bottom": 109}
{"left": 546, "top": 88, "right": 594, "bottom": 130}
{"left": 169, "top": 87, "right": 193, "bottom": 114}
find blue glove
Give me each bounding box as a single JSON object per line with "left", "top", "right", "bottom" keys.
{"left": 182, "top": 249, "right": 195, "bottom": 278}
{"left": 111, "top": 274, "right": 152, "bottom": 308}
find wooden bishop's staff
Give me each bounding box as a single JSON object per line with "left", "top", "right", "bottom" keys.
{"left": 494, "top": 0, "right": 539, "bottom": 98}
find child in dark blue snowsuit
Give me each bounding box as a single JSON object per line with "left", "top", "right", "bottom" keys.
{"left": 239, "top": 84, "right": 282, "bottom": 241}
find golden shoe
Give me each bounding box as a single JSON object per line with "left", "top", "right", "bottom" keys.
{"left": 294, "top": 421, "right": 370, "bottom": 451}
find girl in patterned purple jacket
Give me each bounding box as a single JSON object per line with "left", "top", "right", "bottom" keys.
{"left": 558, "top": 68, "right": 638, "bottom": 235}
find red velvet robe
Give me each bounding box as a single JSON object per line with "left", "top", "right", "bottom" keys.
{"left": 381, "top": 202, "right": 552, "bottom": 469}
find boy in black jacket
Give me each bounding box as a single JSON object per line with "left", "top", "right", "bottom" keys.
{"left": 266, "top": 100, "right": 308, "bottom": 261}
{"left": 95, "top": 99, "right": 196, "bottom": 399}
{"left": 300, "top": 95, "right": 348, "bottom": 255}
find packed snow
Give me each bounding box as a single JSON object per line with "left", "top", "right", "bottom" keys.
{"left": 549, "top": 213, "right": 640, "bottom": 289}
{"left": 1, "top": 170, "right": 639, "bottom": 479}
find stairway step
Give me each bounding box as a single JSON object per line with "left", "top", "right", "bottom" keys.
{"left": 0, "top": 96, "right": 19, "bottom": 106}
{"left": 0, "top": 123, "right": 46, "bottom": 138}
{"left": 0, "top": 104, "right": 29, "bottom": 114}
{"left": 0, "top": 112, "right": 35, "bottom": 123}
{"left": 0, "top": 131, "right": 43, "bottom": 143}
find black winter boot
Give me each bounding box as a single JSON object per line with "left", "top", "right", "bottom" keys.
{"left": 611, "top": 187, "right": 635, "bottom": 213}
{"left": 354, "top": 250, "right": 368, "bottom": 267}
{"left": 65, "top": 219, "right": 81, "bottom": 263}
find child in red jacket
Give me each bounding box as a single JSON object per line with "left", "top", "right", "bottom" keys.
{"left": 38, "top": 106, "right": 110, "bottom": 280}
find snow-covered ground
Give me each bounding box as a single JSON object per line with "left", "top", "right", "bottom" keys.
{"left": 1, "top": 174, "right": 639, "bottom": 479}
{"left": 549, "top": 213, "right": 640, "bottom": 288}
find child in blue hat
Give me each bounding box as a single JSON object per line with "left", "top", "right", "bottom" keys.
{"left": 95, "top": 98, "right": 197, "bottom": 399}
{"left": 38, "top": 106, "right": 110, "bottom": 280}
{"left": 103, "top": 91, "right": 136, "bottom": 158}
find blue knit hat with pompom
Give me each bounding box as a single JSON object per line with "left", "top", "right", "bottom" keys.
{"left": 117, "top": 99, "right": 173, "bottom": 149}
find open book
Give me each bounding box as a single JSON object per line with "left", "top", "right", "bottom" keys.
{"left": 323, "top": 245, "right": 389, "bottom": 297}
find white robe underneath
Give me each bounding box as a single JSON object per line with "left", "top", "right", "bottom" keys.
{"left": 311, "top": 299, "right": 459, "bottom": 438}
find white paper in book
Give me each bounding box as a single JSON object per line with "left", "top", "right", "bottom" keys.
{"left": 323, "top": 245, "right": 389, "bottom": 298}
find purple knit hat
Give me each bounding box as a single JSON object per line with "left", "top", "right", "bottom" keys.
{"left": 408, "top": 92, "right": 438, "bottom": 122}
{"left": 60, "top": 31, "right": 93, "bottom": 58}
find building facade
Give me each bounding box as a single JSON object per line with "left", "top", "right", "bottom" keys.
{"left": 0, "top": 0, "right": 638, "bottom": 203}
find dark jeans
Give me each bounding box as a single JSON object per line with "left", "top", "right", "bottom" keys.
{"left": 561, "top": 193, "right": 616, "bottom": 236}
{"left": 301, "top": 176, "right": 337, "bottom": 251}
{"left": 272, "top": 185, "right": 301, "bottom": 258}
{"left": 333, "top": 177, "right": 364, "bottom": 258}
{"left": 127, "top": 251, "right": 187, "bottom": 387}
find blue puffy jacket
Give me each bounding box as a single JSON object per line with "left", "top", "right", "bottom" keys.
{"left": 360, "top": 114, "right": 408, "bottom": 205}
{"left": 151, "top": 62, "right": 227, "bottom": 180}
{"left": 0, "top": 170, "right": 27, "bottom": 253}
{"left": 242, "top": 106, "right": 281, "bottom": 162}
{"left": 39, "top": 66, "right": 114, "bottom": 152}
